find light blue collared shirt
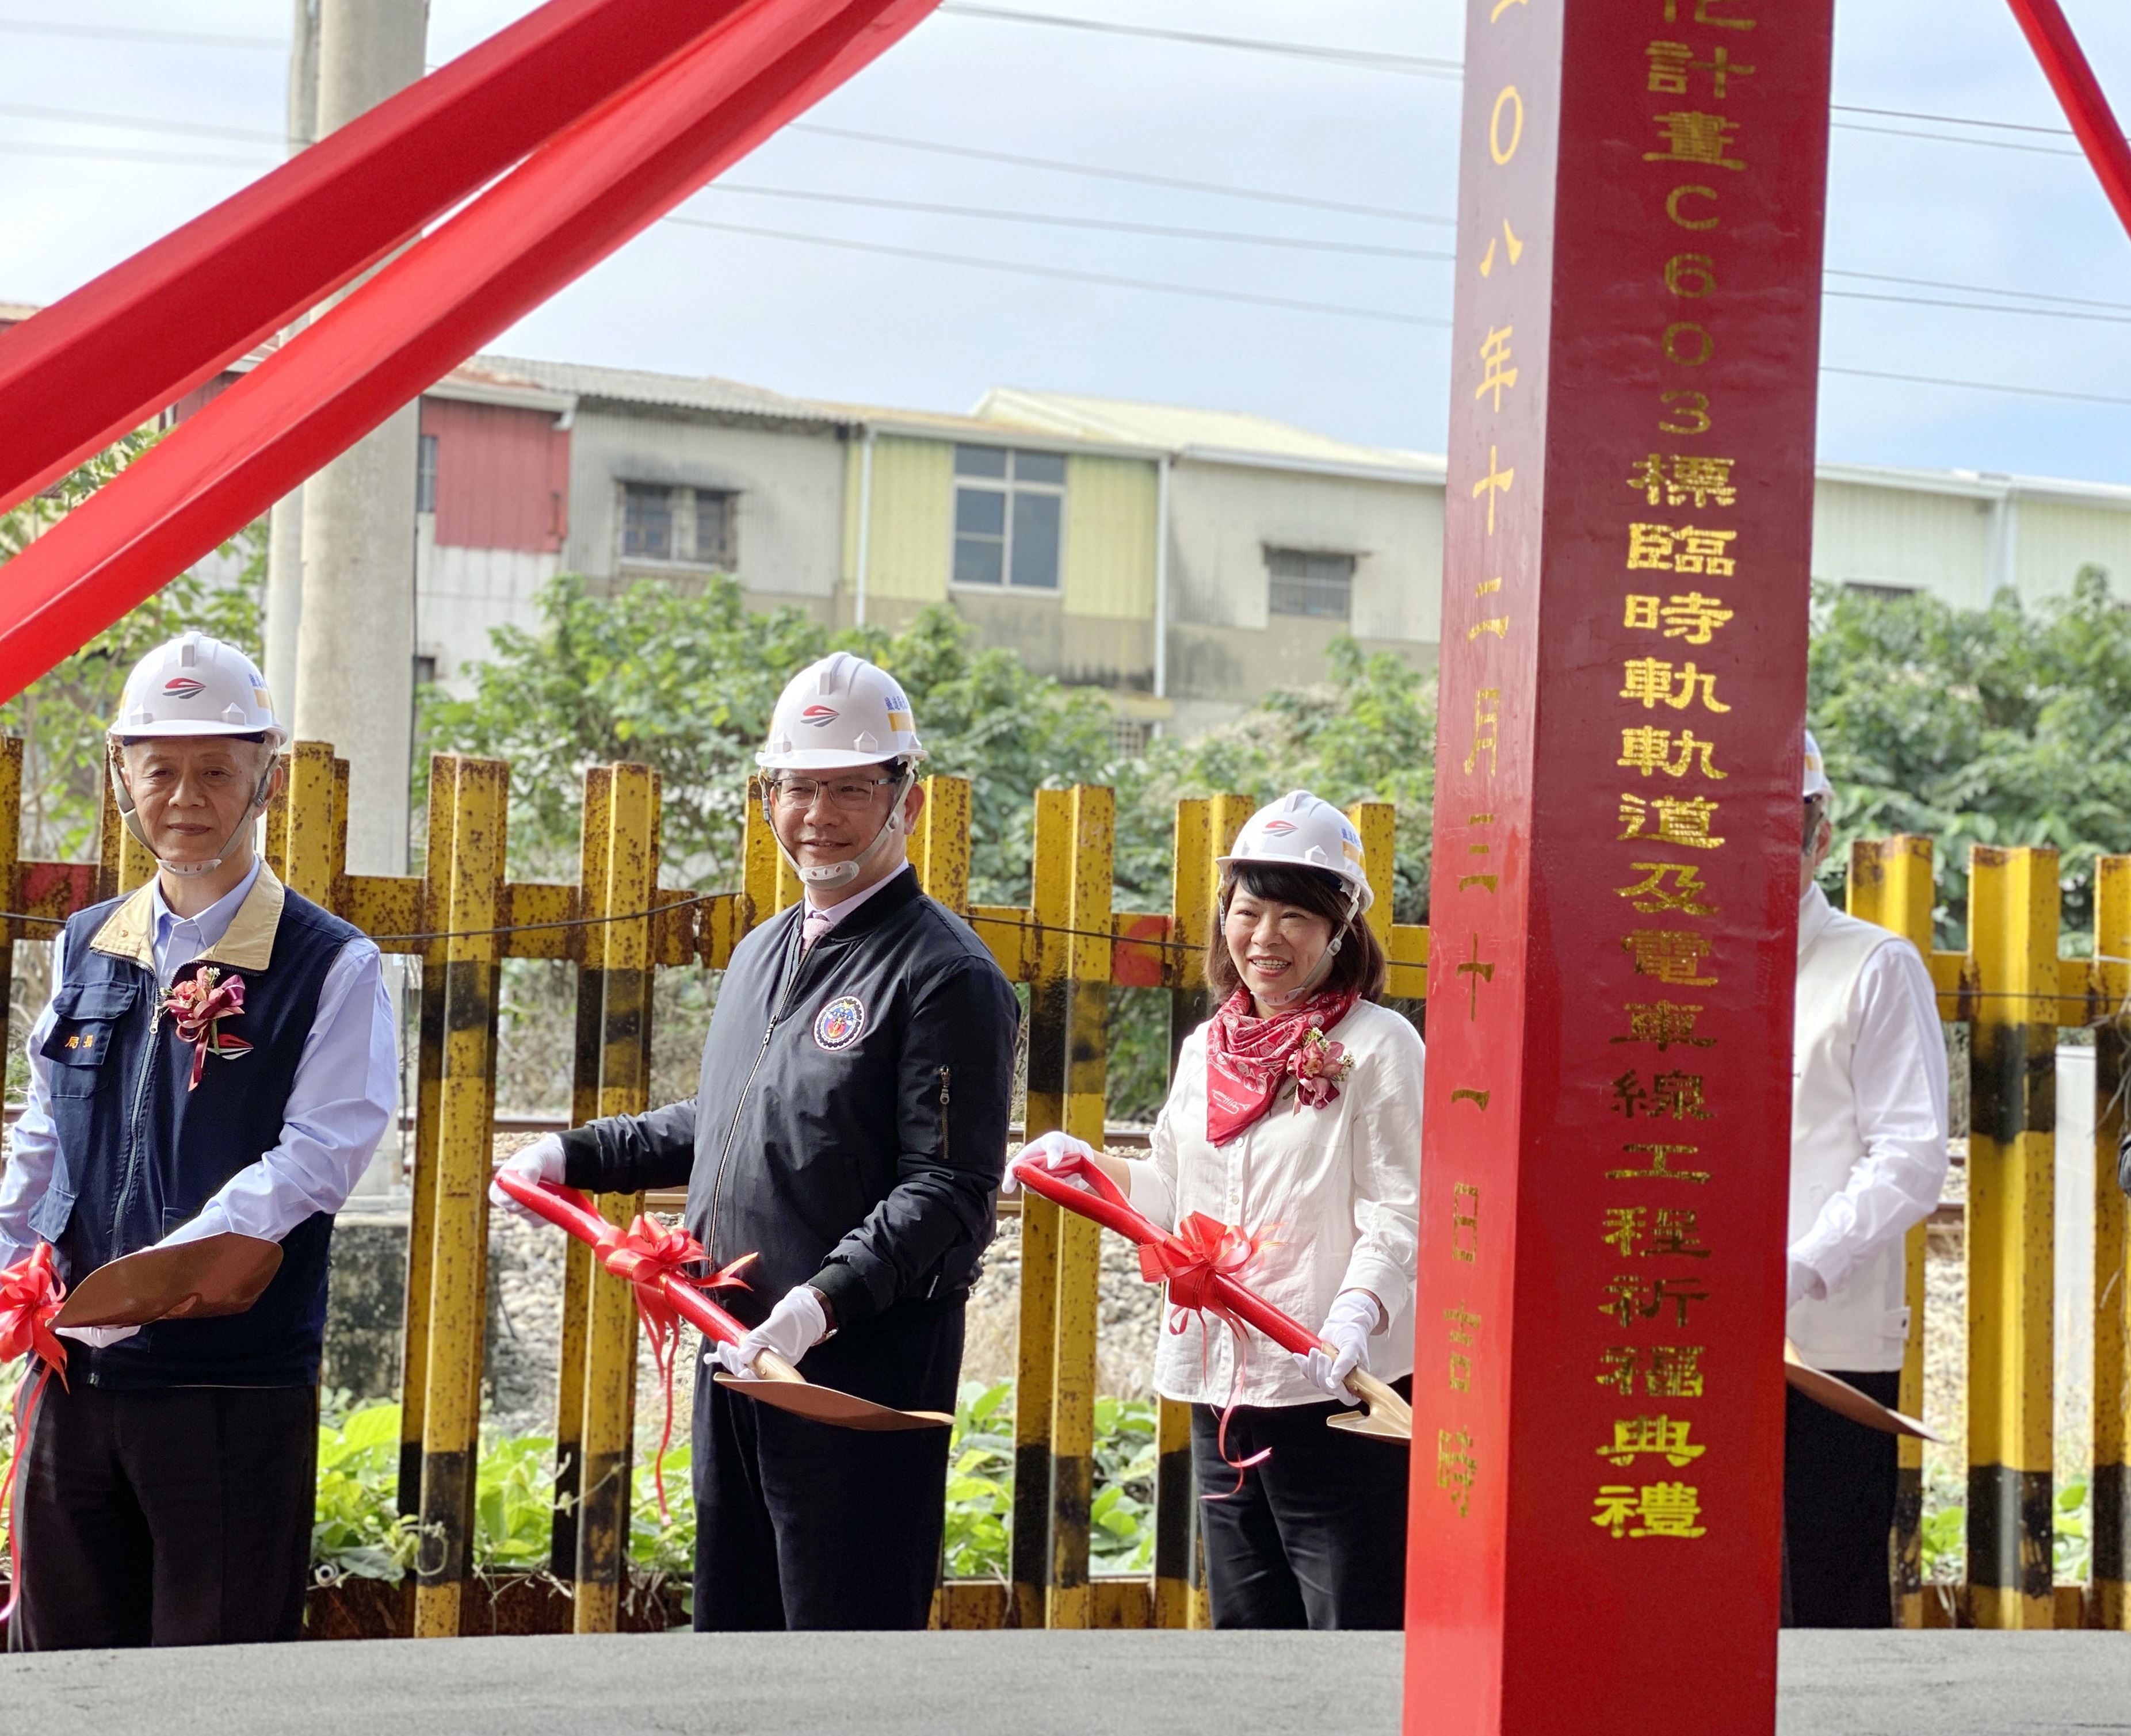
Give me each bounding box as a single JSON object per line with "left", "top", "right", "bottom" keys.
{"left": 0, "top": 857, "right": 398, "bottom": 1267}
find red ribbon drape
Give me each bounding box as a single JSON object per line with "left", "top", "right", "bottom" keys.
{"left": 1018, "top": 1156, "right": 1278, "bottom": 1494}
{"left": 1, "top": 1244, "right": 68, "bottom": 1628}
{"left": 590, "top": 1213, "right": 753, "bottom": 1520}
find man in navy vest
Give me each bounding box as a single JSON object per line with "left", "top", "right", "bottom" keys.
{"left": 0, "top": 632, "right": 396, "bottom": 1650}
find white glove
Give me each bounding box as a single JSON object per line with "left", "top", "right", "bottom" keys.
{"left": 712, "top": 1283, "right": 831, "bottom": 1381}
{"left": 1001, "top": 1130, "right": 1098, "bottom": 1195}
{"left": 56, "top": 1324, "right": 140, "bottom": 1349}
{"left": 1297, "top": 1288, "right": 1382, "bottom": 1405}
{"left": 1786, "top": 1256, "right": 1823, "bottom": 1309}
{"left": 489, "top": 1134, "right": 566, "bottom": 1225}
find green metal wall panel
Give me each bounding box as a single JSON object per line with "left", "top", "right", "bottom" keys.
{"left": 1063, "top": 453, "right": 1158, "bottom": 620}
{"left": 847, "top": 434, "right": 952, "bottom": 604}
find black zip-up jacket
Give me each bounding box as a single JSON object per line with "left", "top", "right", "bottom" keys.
{"left": 559, "top": 869, "right": 1020, "bottom": 1329}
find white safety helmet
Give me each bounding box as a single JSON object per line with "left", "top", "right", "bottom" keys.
{"left": 107, "top": 631, "right": 284, "bottom": 877}
{"left": 758, "top": 652, "right": 925, "bottom": 773}
{"left": 1215, "top": 791, "right": 1373, "bottom": 1007}
{"left": 757, "top": 652, "right": 926, "bottom": 892}
{"left": 1801, "top": 728, "right": 1833, "bottom": 801}
{"left": 1216, "top": 790, "right": 1374, "bottom": 914}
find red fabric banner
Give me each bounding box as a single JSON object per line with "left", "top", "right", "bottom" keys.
{"left": 0, "top": 0, "right": 767, "bottom": 515}
{"left": 0, "top": 0, "right": 938, "bottom": 699}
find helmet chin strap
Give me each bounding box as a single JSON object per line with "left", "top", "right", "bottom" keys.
{"left": 1225, "top": 875, "right": 1366, "bottom": 1009}
{"left": 766, "top": 765, "right": 917, "bottom": 895}
{"left": 110, "top": 751, "right": 273, "bottom": 879}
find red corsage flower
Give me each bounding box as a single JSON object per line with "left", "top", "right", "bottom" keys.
{"left": 1286, "top": 1028, "right": 1354, "bottom": 1112}
{"left": 161, "top": 965, "right": 253, "bottom": 1090}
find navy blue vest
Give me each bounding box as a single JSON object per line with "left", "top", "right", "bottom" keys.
{"left": 34, "top": 871, "right": 362, "bottom": 1387}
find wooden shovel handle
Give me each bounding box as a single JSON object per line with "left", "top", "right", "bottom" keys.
{"left": 752, "top": 1348, "right": 807, "bottom": 1384}
{"left": 1345, "top": 1368, "right": 1412, "bottom": 1429}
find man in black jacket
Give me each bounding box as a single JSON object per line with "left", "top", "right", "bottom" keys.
{"left": 494, "top": 652, "right": 1018, "bottom": 1630}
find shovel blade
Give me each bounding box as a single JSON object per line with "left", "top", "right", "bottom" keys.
{"left": 1326, "top": 1406, "right": 1412, "bottom": 1443}
{"left": 712, "top": 1372, "right": 952, "bottom": 1432}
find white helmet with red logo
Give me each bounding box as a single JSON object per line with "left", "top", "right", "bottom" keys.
{"left": 1216, "top": 790, "right": 1374, "bottom": 913}
{"left": 107, "top": 632, "right": 284, "bottom": 877}
{"left": 758, "top": 652, "right": 925, "bottom": 772}
{"left": 109, "top": 630, "right": 286, "bottom": 747}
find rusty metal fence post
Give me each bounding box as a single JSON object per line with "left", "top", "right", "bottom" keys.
{"left": 410, "top": 755, "right": 507, "bottom": 1638}
{"left": 2095, "top": 854, "right": 2131, "bottom": 1629}
{"left": 1011, "top": 788, "right": 1072, "bottom": 1627}
{"left": 1847, "top": 835, "right": 1938, "bottom": 1628}
{"left": 571, "top": 763, "right": 657, "bottom": 1632}
{"left": 1966, "top": 844, "right": 2060, "bottom": 1630}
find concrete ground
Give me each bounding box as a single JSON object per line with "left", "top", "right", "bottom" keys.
{"left": 2, "top": 1631, "right": 2126, "bottom": 1734}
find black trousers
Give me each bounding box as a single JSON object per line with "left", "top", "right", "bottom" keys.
{"left": 693, "top": 1298, "right": 961, "bottom": 1631}
{"left": 1190, "top": 1376, "right": 1411, "bottom": 1631}
{"left": 7, "top": 1379, "right": 317, "bottom": 1651}
{"left": 1782, "top": 1367, "right": 1900, "bottom": 1628}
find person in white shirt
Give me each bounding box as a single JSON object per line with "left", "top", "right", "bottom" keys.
{"left": 0, "top": 633, "right": 396, "bottom": 1651}
{"left": 1011, "top": 791, "right": 1420, "bottom": 1629}
{"left": 1785, "top": 729, "right": 1949, "bottom": 1627}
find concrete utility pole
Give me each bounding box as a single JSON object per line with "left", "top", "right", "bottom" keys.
{"left": 261, "top": 0, "right": 320, "bottom": 712}
{"left": 294, "top": 0, "right": 427, "bottom": 875}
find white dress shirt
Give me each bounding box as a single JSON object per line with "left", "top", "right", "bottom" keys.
{"left": 1116, "top": 999, "right": 1423, "bottom": 1408}
{"left": 1788, "top": 884, "right": 1950, "bottom": 1302}
{"left": 0, "top": 858, "right": 398, "bottom": 1269}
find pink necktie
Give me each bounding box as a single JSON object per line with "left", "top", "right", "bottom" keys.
{"left": 800, "top": 908, "right": 832, "bottom": 955}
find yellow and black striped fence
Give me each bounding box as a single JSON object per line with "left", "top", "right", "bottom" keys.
{"left": 1, "top": 737, "right": 2125, "bottom": 1634}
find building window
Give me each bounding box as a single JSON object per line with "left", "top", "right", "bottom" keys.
{"left": 415, "top": 434, "right": 438, "bottom": 514}
{"left": 1110, "top": 716, "right": 1154, "bottom": 759}
{"left": 1841, "top": 580, "right": 1917, "bottom": 602}
{"left": 953, "top": 445, "right": 1064, "bottom": 591}
{"left": 1267, "top": 548, "right": 1355, "bottom": 620}
{"left": 619, "top": 482, "right": 739, "bottom": 569}
{"left": 413, "top": 654, "right": 437, "bottom": 690}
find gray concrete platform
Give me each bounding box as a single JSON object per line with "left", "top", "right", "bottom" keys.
{"left": 1, "top": 1630, "right": 2125, "bottom": 1734}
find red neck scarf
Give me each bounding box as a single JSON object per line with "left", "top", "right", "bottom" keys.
{"left": 1204, "top": 987, "right": 1358, "bottom": 1146}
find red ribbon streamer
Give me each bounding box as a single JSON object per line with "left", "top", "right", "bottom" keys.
{"left": 162, "top": 968, "right": 251, "bottom": 1091}
{"left": 591, "top": 1214, "right": 752, "bottom": 1521}
{"left": 1018, "top": 1154, "right": 1278, "bottom": 1496}
{"left": 1, "top": 1244, "right": 68, "bottom": 1631}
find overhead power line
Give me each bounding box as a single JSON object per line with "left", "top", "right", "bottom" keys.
{"left": 0, "top": 17, "right": 286, "bottom": 48}
{"left": 1830, "top": 120, "right": 2081, "bottom": 159}
{"left": 933, "top": 5, "right": 1461, "bottom": 77}
{"left": 1826, "top": 268, "right": 2131, "bottom": 314}
{"left": 1821, "top": 366, "right": 2131, "bottom": 410}
{"left": 0, "top": 100, "right": 282, "bottom": 144}
{"left": 1832, "top": 103, "right": 2073, "bottom": 137}
{"left": 705, "top": 183, "right": 1455, "bottom": 260}
{"left": 0, "top": 137, "right": 264, "bottom": 167}
{"left": 660, "top": 215, "right": 1451, "bottom": 327}
{"left": 786, "top": 122, "right": 1454, "bottom": 225}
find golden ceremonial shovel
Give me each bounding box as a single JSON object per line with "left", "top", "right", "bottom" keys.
{"left": 1784, "top": 1339, "right": 1940, "bottom": 1441}
{"left": 52, "top": 1233, "right": 283, "bottom": 1328}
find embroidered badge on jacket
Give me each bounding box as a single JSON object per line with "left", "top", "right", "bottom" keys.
{"left": 813, "top": 995, "right": 866, "bottom": 1051}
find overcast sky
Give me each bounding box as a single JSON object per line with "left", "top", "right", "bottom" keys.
{"left": 3, "top": 1, "right": 2130, "bottom": 481}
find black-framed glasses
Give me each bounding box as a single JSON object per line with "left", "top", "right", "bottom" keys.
{"left": 767, "top": 774, "right": 899, "bottom": 812}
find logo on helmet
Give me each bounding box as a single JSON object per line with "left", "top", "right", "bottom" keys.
{"left": 162, "top": 676, "right": 207, "bottom": 701}
{"left": 799, "top": 703, "right": 840, "bottom": 728}
{"left": 1260, "top": 819, "right": 1298, "bottom": 838}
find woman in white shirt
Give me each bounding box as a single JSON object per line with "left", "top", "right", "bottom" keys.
{"left": 1013, "top": 791, "right": 1422, "bottom": 1629}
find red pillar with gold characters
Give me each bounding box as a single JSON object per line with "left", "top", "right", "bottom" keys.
{"left": 1406, "top": 3, "right": 1833, "bottom": 1732}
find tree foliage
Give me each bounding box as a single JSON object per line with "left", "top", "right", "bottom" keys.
{"left": 1808, "top": 569, "right": 2131, "bottom": 947}
{"left": 421, "top": 575, "right": 1119, "bottom": 900}
{"left": 0, "top": 432, "right": 263, "bottom": 861}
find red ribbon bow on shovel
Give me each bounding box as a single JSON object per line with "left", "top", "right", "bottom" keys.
{"left": 1, "top": 1244, "right": 68, "bottom": 1628}
{"left": 1136, "top": 1211, "right": 1277, "bottom": 1493}
{"left": 590, "top": 1213, "right": 754, "bottom": 1521}
{"left": 162, "top": 966, "right": 252, "bottom": 1090}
